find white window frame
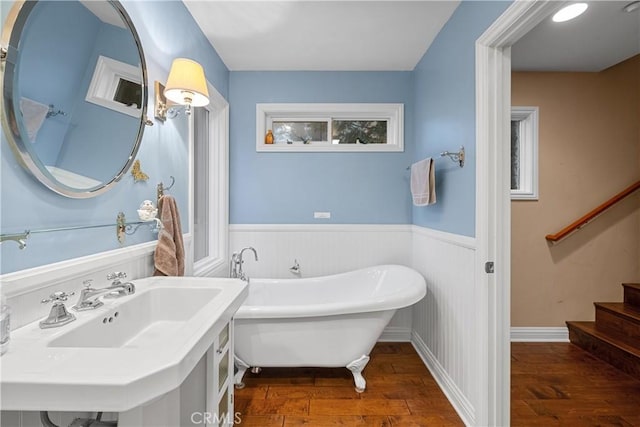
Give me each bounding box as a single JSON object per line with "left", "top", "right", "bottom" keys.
{"left": 85, "top": 55, "right": 142, "bottom": 117}
{"left": 189, "top": 81, "right": 229, "bottom": 277}
{"left": 256, "top": 103, "right": 404, "bottom": 152}
{"left": 511, "top": 106, "right": 539, "bottom": 200}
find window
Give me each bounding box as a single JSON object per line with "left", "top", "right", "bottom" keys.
{"left": 85, "top": 55, "right": 142, "bottom": 117}
{"left": 511, "top": 106, "right": 539, "bottom": 200}
{"left": 191, "top": 82, "right": 229, "bottom": 276}
{"left": 256, "top": 103, "right": 404, "bottom": 152}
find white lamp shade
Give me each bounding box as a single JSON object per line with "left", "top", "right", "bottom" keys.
{"left": 164, "top": 58, "right": 209, "bottom": 107}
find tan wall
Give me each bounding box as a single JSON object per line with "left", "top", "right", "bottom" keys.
{"left": 511, "top": 55, "right": 640, "bottom": 327}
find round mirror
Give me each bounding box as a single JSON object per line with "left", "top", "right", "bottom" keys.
{"left": 1, "top": 0, "right": 148, "bottom": 198}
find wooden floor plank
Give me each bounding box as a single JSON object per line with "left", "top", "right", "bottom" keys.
{"left": 283, "top": 415, "right": 391, "bottom": 426}
{"left": 404, "top": 398, "right": 462, "bottom": 417}
{"left": 235, "top": 398, "right": 310, "bottom": 416}
{"left": 388, "top": 415, "right": 464, "bottom": 426}
{"left": 236, "top": 415, "right": 285, "bottom": 427}
{"left": 266, "top": 385, "right": 361, "bottom": 400}
{"left": 309, "top": 399, "right": 410, "bottom": 416}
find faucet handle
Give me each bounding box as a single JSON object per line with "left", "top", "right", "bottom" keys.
{"left": 107, "top": 272, "right": 127, "bottom": 281}
{"left": 41, "top": 291, "right": 75, "bottom": 304}
{"left": 82, "top": 279, "right": 94, "bottom": 289}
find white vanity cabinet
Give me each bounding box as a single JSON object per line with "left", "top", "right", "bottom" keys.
{"left": 119, "top": 318, "right": 237, "bottom": 427}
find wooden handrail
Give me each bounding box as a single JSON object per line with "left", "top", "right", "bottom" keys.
{"left": 545, "top": 179, "right": 640, "bottom": 242}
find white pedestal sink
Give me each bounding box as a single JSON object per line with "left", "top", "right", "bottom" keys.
{"left": 0, "top": 276, "right": 247, "bottom": 418}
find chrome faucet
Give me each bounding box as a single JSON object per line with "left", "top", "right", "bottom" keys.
{"left": 72, "top": 273, "right": 135, "bottom": 311}
{"left": 230, "top": 247, "right": 258, "bottom": 282}
{"left": 40, "top": 291, "right": 76, "bottom": 329}
{"left": 289, "top": 259, "right": 301, "bottom": 276}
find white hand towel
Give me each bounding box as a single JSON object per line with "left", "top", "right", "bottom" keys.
{"left": 19, "top": 97, "right": 49, "bottom": 142}
{"left": 410, "top": 158, "right": 436, "bottom": 206}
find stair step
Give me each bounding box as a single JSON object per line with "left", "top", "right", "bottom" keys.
{"left": 594, "top": 303, "right": 640, "bottom": 348}
{"left": 623, "top": 283, "right": 640, "bottom": 309}
{"left": 567, "top": 321, "right": 640, "bottom": 381}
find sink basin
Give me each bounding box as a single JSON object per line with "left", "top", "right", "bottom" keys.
{"left": 49, "top": 287, "right": 221, "bottom": 348}
{"left": 0, "top": 276, "right": 247, "bottom": 412}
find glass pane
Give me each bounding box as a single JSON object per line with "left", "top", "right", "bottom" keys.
{"left": 218, "top": 351, "right": 229, "bottom": 390}
{"left": 272, "top": 121, "right": 327, "bottom": 144}
{"left": 218, "top": 389, "right": 229, "bottom": 426}
{"left": 331, "top": 120, "right": 387, "bottom": 144}
{"left": 218, "top": 350, "right": 229, "bottom": 391}
{"left": 511, "top": 120, "right": 520, "bottom": 190}
{"left": 194, "top": 107, "right": 210, "bottom": 262}
{"left": 114, "top": 78, "right": 142, "bottom": 109}
{"left": 219, "top": 323, "right": 229, "bottom": 349}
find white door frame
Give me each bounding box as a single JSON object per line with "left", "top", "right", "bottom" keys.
{"left": 188, "top": 82, "right": 230, "bottom": 277}
{"left": 475, "top": 1, "right": 563, "bottom": 425}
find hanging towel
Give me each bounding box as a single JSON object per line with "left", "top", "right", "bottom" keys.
{"left": 410, "top": 158, "right": 436, "bottom": 206}
{"left": 153, "top": 195, "right": 185, "bottom": 276}
{"left": 19, "top": 97, "right": 49, "bottom": 142}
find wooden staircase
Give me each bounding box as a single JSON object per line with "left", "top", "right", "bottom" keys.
{"left": 567, "top": 283, "right": 640, "bottom": 380}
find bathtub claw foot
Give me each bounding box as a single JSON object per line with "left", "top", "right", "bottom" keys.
{"left": 346, "top": 355, "right": 370, "bottom": 393}
{"left": 234, "top": 356, "right": 250, "bottom": 389}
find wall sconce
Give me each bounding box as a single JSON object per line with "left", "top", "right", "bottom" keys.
{"left": 154, "top": 58, "right": 209, "bottom": 122}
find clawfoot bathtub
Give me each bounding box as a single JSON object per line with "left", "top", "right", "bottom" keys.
{"left": 233, "top": 264, "right": 426, "bottom": 392}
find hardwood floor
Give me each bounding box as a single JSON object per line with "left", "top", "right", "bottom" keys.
{"left": 511, "top": 342, "right": 640, "bottom": 426}
{"left": 235, "top": 342, "right": 640, "bottom": 426}
{"left": 234, "top": 342, "right": 463, "bottom": 426}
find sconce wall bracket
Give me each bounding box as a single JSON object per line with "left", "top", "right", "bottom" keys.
{"left": 154, "top": 81, "right": 179, "bottom": 122}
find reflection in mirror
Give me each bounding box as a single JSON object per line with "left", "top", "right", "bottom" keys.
{"left": 1, "top": 0, "right": 147, "bottom": 197}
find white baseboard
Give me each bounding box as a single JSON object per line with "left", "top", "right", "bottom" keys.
{"left": 378, "top": 326, "right": 412, "bottom": 342}
{"left": 510, "top": 327, "right": 569, "bottom": 342}
{"left": 411, "top": 331, "right": 475, "bottom": 427}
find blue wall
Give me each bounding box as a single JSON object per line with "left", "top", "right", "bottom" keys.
{"left": 0, "top": 0, "right": 229, "bottom": 274}
{"left": 1, "top": 0, "right": 513, "bottom": 273}
{"left": 412, "top": 1, "right": 511, "bottom": 236}
{"left": 229, "top": 71, "right": 414, "bottom": 224}
{"left": 228, "top": 2, "right": 512, "bottom": 232}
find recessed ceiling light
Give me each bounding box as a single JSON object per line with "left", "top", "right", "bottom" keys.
{"left": 552, "top": 3, "right": 588, "bottom": 22}
{"left": 624, "top": 1, "right": 640, "bottom": 12}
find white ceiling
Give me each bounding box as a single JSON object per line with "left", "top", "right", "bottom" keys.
{"left": 79, "top": 0, "right": 126, "bottom": 28}
{"left": 183, "top": 1, "right": 639, "bottom": 73}
{"left": 512, "top": 1, "right": 640, "bottom": 72}
{"left": 183, "top": 1, "right": 460, "bottom": 71}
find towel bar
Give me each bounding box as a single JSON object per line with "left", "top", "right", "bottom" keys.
{"left": 406, "top": 146, "right": 465, "bottom": 169}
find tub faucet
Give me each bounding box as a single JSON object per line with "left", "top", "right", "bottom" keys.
{"left": 289, "top": 259, "right": 301, "bottom": 276}
{"left": 230, "top": 247, "right": 258, "bottom": 282}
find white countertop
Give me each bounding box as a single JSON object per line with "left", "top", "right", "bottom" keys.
{"left": 0, "top": 276, "right": 247, "bottom": 412}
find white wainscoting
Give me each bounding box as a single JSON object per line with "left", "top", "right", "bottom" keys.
{"left": 410, "top": 225, "right": 478, "bottom": 426}
{"left": 229, "top": 224, "right": 414, "bottom": 335}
